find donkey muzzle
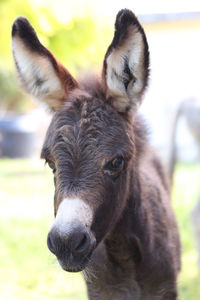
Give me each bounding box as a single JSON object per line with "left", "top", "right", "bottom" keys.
{"left": 47, "top": 223, "right": 96, "bottom": 272}
{"left": 47, "top": 197, "right": 96, "bottom": 271}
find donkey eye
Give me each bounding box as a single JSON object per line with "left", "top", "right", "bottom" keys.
{"left": 46, "top": 160, "right": 56, "bottom": 174}
{"left": 104, "top": 156, "right": 124, "bottom": 175}
{"left": 110, "top": 156, "right": 124, "bottom": 170}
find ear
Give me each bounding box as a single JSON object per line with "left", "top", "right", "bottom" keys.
{"left": 102, "top": 9, "right": 149, "bottom": 113}
{"left": 12, "top": 17, "right": 78, "bottom": 111}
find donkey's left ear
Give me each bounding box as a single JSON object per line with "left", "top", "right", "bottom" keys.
{"left": 102, "top": 9, "right": 149, "bottom": 113}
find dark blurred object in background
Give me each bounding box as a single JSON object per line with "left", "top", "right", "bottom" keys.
{"left": 0, "top": 115, "right": 37, "bottom": 158}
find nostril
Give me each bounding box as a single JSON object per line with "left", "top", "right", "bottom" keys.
{"left": 75, "top": 233, "right": 87, "bottom": 251}
{"left": 47, "top": 226, "right": 93, "bottom": 260}
{"left": 72, "top": 232, "right": 90, "bottom": 255}
{"left": 47, "top": 232, "right": 56, "bottom": 255}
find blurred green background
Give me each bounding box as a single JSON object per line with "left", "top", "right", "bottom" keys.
{"left": 0, "top": 0, "right": 200, "bottom": 299}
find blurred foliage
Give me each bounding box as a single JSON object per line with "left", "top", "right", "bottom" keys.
{"left": 0, "top": 0, "right": 112, "bottom": 113}
{"left": 0, "top": 69, "right": 31, "bottom": 113}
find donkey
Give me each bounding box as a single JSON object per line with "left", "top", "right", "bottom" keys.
{"left": 12, "top": 9, "right": 181, "bottom": 300}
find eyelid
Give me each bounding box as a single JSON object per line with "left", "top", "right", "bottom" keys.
{"left": 44, "top": 157, "right": 55, "bottom": 164}
{"left": 103, "top": 155, "right": 124, "bottom": 166}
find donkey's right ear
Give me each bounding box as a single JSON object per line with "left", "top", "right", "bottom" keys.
{"left": 12, "top": 17, "right": 78, "bottom": 111}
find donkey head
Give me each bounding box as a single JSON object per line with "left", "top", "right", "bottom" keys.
{"left": 12, "top": 9, "right": 149, "bottom": 272}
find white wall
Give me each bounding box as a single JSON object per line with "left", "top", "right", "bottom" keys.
{"left": 140, "top": 24, "right": 200, "bottom": 163}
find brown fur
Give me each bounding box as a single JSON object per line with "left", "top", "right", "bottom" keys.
{"left": 12, "top": 9, "right": 181, "bottom": 300}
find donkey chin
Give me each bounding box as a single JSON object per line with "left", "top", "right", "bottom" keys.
{"left": 47, "top": 198, "right": 97, "bottom": 272}
{"left": 58, "top": 242, "right": 96, "bottom": 273}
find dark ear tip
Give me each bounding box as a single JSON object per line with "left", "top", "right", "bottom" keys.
{"left": 117, "top": 9, "right": 135, "bottom": 19}
{"left": 115, "top": 9, "right": 139, "bottom": 29}
{"left": 12, "top": 22, "right": 17, "bottom": 37}
{"left": 12, "top": 17, "right": 33, "bottom": 37}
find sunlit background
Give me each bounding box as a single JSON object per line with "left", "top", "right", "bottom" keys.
{"left": 0, "top": 0, "right": 200, "bottom": 299}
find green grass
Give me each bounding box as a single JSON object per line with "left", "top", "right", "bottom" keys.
{"left": 173, "top": 163, "right": 200, "bottom": 300}
{"left": 0, "top": 159, "right": 200, "bottom": 299}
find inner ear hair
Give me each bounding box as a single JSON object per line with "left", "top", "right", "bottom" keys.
{"left": 12, "top": 17, "right": 78, "bottom": 111}
{"left": 103, "top": 9, "right": 149, "bottom": 113}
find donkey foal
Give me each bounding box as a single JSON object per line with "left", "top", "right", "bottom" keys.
{"left": 12, "top": 9, "right": 181, "bottom": 300}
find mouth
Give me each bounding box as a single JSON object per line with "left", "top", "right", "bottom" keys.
{"left": 58, "top": 246, "right": 94, "bottom": 272}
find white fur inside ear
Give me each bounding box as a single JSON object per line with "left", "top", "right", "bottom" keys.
{"left": 106, "top": 28, "right": 145, "bottom": 112}
{"left": 12, "top": 36, "right": 65, "bottom": 109}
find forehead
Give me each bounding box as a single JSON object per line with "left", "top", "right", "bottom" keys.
{"left": 41, "top": 95, "right": 130, "bottom": 159}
